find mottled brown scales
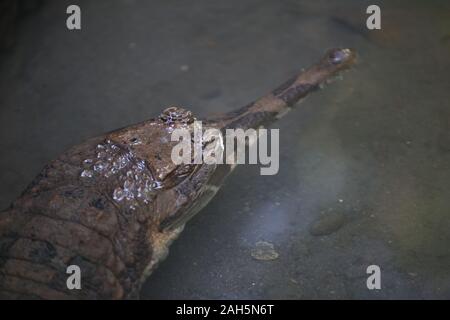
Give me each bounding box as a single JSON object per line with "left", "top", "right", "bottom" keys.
{"left": 0, "top": 48, "right": 356, "bottom": 299}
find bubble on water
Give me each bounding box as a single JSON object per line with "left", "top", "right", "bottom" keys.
{"left": 118, "top": 155, "right": 129, "bottom": 169}
{"left": 123, "top": 179, "right": 134, "bottom": 190}
{"left": 113, "top": 187, "right": 126, "bottom": 201}
{"left": 80, "top": 169, "right": 93, "bottom": 178}
{"left": 97, "top": 151, "right": 106, "bottom": 159}
{"left": 136, "top": 186, "right": 143, "bottom": 198}
{"left": 103, "top": 167, "right": 114, "bottom": 178}
{"left": 93, "top": 162, "right": 102, "bottom": 172}
{"left": 137, "top": 160, "right": 146, "bottom": 171}
{"left": 83, "top": 139, "right": 163, "bottom": 208}
{"left": 124, "top": 189, "right": 134, "bottom": 201}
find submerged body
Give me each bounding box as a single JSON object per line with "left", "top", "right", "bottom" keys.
{"left": 0, "top": 48, "right": 356, "bottom": 299}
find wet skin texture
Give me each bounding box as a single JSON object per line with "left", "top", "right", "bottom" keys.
{"left": 0, "top": 49, "right": 355, "bottom": 299}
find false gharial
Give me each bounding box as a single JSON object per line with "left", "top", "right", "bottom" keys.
{"left": 0, "top": 48, "right": 356, "bottom": 299}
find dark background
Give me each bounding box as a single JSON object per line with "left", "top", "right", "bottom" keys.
{"left": 0, "top": 0, "right": 449, "bottom": 299}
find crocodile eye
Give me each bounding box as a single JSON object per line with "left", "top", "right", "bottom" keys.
{"left": 129, "top": 137, "right": 141, "bottom": 145}
{"left": 160, "top": 106, "right": 195, "bottom": 125}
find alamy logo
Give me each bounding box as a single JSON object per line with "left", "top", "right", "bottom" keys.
{"left": 366, "top": 5, "right": 381, "bottom": 30}
{"left": 170, "top": 121, "right": 279, "bottom": 175}
{"left": 66, "top": 265, "right": 81, "bottom": 290}
{"left": 66, "top": 5, "right": 81, "bottom": 30}
{"left": 366, "top": 265, "right": 381, "bottom": 290}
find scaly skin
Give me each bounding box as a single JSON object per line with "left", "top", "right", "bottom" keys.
{"left": 0, "top": 48, "right": 356, "bottom": 299}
